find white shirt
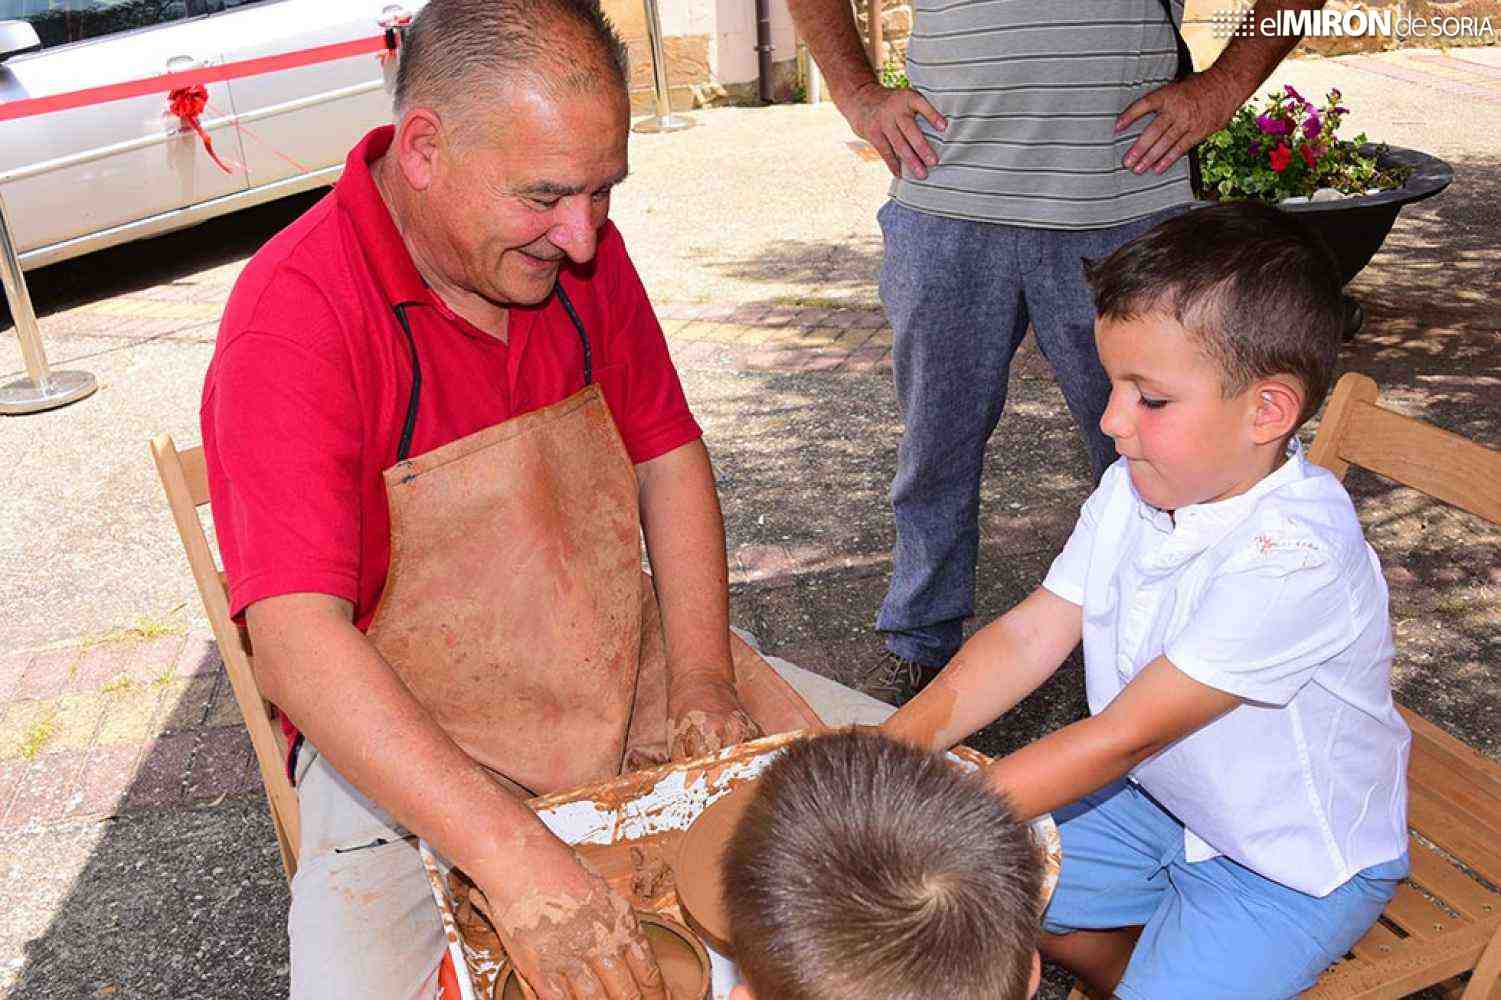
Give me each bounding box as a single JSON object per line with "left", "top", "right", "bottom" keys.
{"left": 1042, "top": 443, "right": 1410, "bottom": 896}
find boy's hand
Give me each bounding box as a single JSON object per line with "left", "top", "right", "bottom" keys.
{"left": 986, "top": 656, "right": 1242, "bottom": 822}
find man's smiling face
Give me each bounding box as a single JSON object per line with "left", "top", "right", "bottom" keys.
{"left": 427, "top": 81, "right": 629, "bottom": 307}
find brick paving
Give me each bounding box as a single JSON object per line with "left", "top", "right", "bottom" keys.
{"left": 0, "top": 630, "right": 255, "bottom": 831}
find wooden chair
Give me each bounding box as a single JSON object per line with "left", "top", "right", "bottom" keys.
{"left": 150, "top": 433, "right": 300, "bottom": 883}
{"left": 1069, "top": 373, "right": 1501, "bottom": 1000}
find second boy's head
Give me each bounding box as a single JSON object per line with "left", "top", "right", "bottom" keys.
{"left": 722, "top": 729, "right": 1042, "bottom": 1000}
{"left": 1085, "top": 201, "right": 1345, "bottom": 512}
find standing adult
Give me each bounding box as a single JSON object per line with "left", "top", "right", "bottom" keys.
{"left": 788, "top": 0, "right": 1327, "bottom": 694}
{"left": 201, "top": 1, "right": 859, "bottom": 996}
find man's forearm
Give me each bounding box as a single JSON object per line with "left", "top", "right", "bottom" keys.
{"left": 247, "top": 595, "right": 556, "bottom": 889}
{"left": 1207, "top": 0, "right": 1327, "bottom": 103}
{"left": 637, "top": 440, "right": 734, "bottom": 684}
{"left": 787, "top": 0, "right": 879, "bottom": 107}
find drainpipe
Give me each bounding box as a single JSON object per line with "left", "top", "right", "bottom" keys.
{"left": 867, "top": 0, "right": 883, "bottom": 71}
{"left": 755, "top": 0, "right": 773, "bottom": 104}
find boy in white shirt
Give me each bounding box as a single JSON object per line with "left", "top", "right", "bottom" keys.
{"left": 882, "top": 201, "right": 1410, "bottom": 999}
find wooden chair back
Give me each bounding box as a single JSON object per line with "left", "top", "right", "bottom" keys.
{"left": 1301, "top": 373, "right": 1501, "bottom": 999}
{"left": 150, "top": 433, "right": 300, "bottom": 883}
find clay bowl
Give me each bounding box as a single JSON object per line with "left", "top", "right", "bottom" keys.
{"left": 493, "top": 913, "right": 711, "bottom": 1000}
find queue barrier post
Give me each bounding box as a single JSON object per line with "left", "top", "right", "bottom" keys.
{"left": 0, "top": 186, "right": 97, "bottom": 415}
{"left": 632, "top": 0, "right": 696, "bottom": 134}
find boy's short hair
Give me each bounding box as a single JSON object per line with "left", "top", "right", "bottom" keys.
{"left": 1085, "top": 201, "right": 1346, "bottom": 426}
{"left": 723, "top": 729, "right": 1041, "bottom": 1000}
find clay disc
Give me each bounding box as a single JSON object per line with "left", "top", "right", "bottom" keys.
{"left": 671, "top": 780, "right": 760, "bottom": 956}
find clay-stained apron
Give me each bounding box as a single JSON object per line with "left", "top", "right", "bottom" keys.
{"left": 365, "top": 384, "right": 820, "bottom": 797}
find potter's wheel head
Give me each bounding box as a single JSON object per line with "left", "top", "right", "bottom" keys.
{"left": 671, "top": 779, "right": 760, "bottom": 956}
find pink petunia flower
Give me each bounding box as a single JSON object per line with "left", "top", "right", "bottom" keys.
{"left": 1257, "top": 114, "right": 1291, "bottom": 135}
{"left": 1285, "top": 84, "right": 1306, "bottom": 102}
{"left": 1304, "top": 111, "right": 1322, "bottom": 139}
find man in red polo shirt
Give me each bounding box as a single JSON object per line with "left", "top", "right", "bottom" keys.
{"left": 199, "top": 1, "right": 846, "bottom": 996}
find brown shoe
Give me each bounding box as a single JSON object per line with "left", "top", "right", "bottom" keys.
{"left": 861, "top": 652, "right": 942, "bottom": 704}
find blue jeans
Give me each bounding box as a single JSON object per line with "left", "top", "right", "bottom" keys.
{"left": 876, "top": 200, "right": 1189, "bottom": 667}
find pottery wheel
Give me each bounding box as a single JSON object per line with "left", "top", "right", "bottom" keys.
{"left": 671, "top": 780, "right": 761, "bottom": 955}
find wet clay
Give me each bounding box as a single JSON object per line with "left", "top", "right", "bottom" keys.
{"left": 671, "top": 780, "right": 761, "bottom": 956}
{"left": 499, "top": 917, "right": 710, "bottom": 1000}
{"left": 573, "top": 832, "right": 684, "bottom": 912}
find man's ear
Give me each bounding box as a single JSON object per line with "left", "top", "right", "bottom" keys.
{"left": 390, "top": 107, "right": 444, "bottom": 192}
{"left": 1249, "top": 377, "right": 1303, "bottom": 446}
{"left": 1027, "top": 949, "right": 1042, "bottom": 998}
{"left": 730, "top": 984, "right": 756, "bottom": 1000}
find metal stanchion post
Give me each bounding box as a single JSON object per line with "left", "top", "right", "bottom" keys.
{"left": 631, "top": 0, "right": 695, "bottom": 134}
{"left": 0, "top": 187, "right": 96, "bottom": 415}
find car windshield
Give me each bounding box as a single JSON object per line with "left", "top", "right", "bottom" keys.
{"left": 0, "top": 1, "right": 193, "bottom": 49}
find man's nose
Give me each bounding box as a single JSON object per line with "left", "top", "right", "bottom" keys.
{"left": 548, "top": 198, "right": 600, "bottom": 264}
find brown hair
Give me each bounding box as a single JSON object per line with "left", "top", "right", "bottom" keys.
{"left": 1085, "top": 201, "right": 1346, "bottom": 427}
{"left": 723, "top": 730, "right": 1041, "bottom": 1000}
{"left": 395, "top": 0, "right": 627, "bottom": 116}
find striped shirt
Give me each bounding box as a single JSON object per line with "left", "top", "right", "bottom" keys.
{"left": 895, "top": 0, "right": 1194, "bottom": 229}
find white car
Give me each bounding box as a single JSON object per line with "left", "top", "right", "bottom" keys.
{"left": 0, "top": 0, "right": 421, "bottom": 277}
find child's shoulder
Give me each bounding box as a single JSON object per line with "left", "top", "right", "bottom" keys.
{"left": 1211, "top": 454, "right": 1372, "bottom": 577}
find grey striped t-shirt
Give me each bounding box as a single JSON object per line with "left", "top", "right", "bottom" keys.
{"left": 894, "top": 0, "right": 1194, "bottom": 229}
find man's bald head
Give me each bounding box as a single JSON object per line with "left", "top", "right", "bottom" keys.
{"left": 394, "top": 0, "right": 628, "bottom": 126}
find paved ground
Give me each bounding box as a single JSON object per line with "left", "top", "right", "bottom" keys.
{"left": 1, "top": 46, "right": 1498, "bottom": 999}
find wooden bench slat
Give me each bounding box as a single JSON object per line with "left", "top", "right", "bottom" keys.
{"left": 1384, "top": 883, "right": 1466, "bottom": 940}
{"left": 1408, "top": 739, "right": 1501, "bottom": 844}
{"left": 1304, "top": 918, "right": 1500, "bottom": 999}
{"left": 1408, "top": 836, "right": 1501, "bottom": 923}
{"left": 1341, "top": 403, "right": 1501, "bottom": 524}
{"left": 1408, "top": 784, "right": 1501, "bottom": 889}
{"left": 1400, "top": 705, "right": 1501, "bottom": 803}
{"left": 1351, "top": 919, "right": 1404, "bottom": 961}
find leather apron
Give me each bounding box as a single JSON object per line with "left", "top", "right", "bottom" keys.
{"left": 363, "top": 287, "right": 820, "bottom": 797}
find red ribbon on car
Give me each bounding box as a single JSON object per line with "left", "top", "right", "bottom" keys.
{"left": 168, "top": 84, "right": 236, "bottom": 174}
{"left": 0, "top": 32, "right": 399, "bottom": 124}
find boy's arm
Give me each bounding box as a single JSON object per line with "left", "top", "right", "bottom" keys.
{"left": 985, "top": 656, "right": 1241, "bottom": 822}
{"left": 882, "top": 586, "right": 1083, "bottom": 752}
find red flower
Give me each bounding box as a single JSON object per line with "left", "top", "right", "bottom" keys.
{"left": 1270, "top": 144, "right": 1292, "bottom": 173}
{"left": 1300, "top": 144, "right": 1317, "bottom": 168}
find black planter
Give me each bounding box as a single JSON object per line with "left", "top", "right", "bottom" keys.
{"left": 1276, "top": 145, "right": 1454, "bottom": 286}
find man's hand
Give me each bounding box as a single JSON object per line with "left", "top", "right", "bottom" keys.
{"left": 667, "top": 671, "right": 761, "bottom": 761}
{"left": 1116, "top": 69, "right": 1243, "bottom": 175}
{"left": 474, "top": 836, "right": 667, "bottom": 1000}
{"left": 842, "top": 80, "right": 948, "bottom": 180}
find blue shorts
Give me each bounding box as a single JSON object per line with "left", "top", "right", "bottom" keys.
{"left": 1041, "top": 781, "right": 1407, "bottom": 1000}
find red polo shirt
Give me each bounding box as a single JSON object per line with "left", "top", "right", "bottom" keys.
{"left": 201, "top": 125, "right": 701, "bottom": 633}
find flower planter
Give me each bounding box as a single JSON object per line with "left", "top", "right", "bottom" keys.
{"left": 1273, "top": 145, "right": 1454, "bottom": 286}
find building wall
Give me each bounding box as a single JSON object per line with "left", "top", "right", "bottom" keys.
{"left": 600, "top": 0, "right": 800, "bottom": 111}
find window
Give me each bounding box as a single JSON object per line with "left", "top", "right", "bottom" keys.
{"left": 0, "top": 1, "right": 197, "bottom": 50}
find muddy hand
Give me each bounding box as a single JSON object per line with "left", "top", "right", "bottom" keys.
{"left": 474, "top": 840, "right": 667, "bottom": 1000}
{"left": 668, "top": 673, "right": 761, "bottom": 761}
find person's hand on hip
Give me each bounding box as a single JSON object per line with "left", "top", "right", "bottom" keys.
{"left": 473, "top": 833, "right": 667, "bottom": 1000}
{"left": 668, "top": 670, "right": 762, "bottom": 761}
{"left": 1117, "top": 70, "right": 1243, "bottom": 176}
{"left": 841, "top": 80, "right": 948, "bottom": 180}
